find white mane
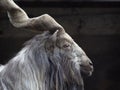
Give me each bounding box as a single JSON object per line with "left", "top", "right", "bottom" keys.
{"left": 0, "top": 0, "right": 93, "bottom": 90}
{"left": 0, "top": 31, "right": 93, "bottom": 90}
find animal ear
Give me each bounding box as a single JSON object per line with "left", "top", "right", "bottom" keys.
{"left": 57, "top": 29, "right": 65, "bottom": 36}
{"left": 50, "top": 30, "right": 59, "bottom": 41}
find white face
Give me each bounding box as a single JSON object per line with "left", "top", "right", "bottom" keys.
{"left": 46, "top": 30, "right": 94, "bottom": 76}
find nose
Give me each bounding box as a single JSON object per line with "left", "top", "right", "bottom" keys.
{"left": 81, "top": 55, "right": 93, "bottom": 66}
{"left": 89, "top": 61, "right": 93, "bottom": 66}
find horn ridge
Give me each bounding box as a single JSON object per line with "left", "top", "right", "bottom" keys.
{"left": 0, "top": 0, "right": 64, "bottom": 32}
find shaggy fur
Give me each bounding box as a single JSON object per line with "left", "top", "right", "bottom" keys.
{"left": 0, "top": 1, "right": 93, "bottom": 89}
{"left": 0, "top": 31, "right": 93, "bottom": 90}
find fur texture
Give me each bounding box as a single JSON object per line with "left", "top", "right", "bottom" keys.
{"left": 0, "top": 31, "right": 93, "bottom": 90}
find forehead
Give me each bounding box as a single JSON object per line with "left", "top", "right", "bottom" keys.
{"left": 58, "top": 32, "right": 74, "bottom": 42}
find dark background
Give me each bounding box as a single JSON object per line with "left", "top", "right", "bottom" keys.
{"left": 0, "top": 0, "right": 120, "bottom": 90}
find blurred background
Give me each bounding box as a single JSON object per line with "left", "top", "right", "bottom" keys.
{"left": 0, "top": 0, "right": 120, "bottom": 90}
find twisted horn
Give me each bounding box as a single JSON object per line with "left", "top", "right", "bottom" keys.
{"left": 0, "top": 0, "right": 64, "bottom": 32}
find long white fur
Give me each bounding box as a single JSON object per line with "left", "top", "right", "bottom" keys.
{"left": 0, "top": 0, "right": 93, "bottom": 89}
{"left": 0, "top": 32, "right": 93, "bottom": 90}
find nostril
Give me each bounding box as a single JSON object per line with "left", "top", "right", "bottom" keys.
{"left": 89, "top": 62, "right": 93, "bottom": 66}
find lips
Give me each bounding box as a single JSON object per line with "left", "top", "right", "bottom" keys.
{"left": 80, "top": 65, "right": 94, "bottom": 76}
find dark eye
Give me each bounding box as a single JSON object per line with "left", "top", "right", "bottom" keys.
{"left": 63, "top": 43, "right": 71, "bottom": 48}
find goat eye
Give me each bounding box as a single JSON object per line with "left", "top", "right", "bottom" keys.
{"left": 63, "top": 43, "right": 71, "bottom": 48}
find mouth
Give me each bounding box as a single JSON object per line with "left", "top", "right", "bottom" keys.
{"left": 80, "top": 65, "right": 94, "bottom": 76}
